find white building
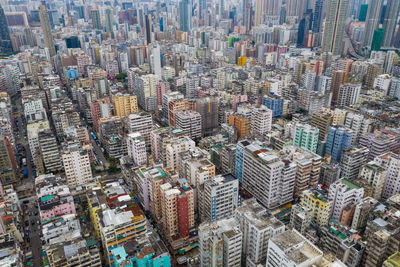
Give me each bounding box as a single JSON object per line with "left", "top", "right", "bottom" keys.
{"left": 302, "top": 70, "right": 316, "bottom": 91}
{"left": 375, "top": 152, "right": 400, "bottom": 199}
{"left": 250, "top": 105, "right": 272, "bottom": 135}
{"left": 199, "top": 217, "right": 242, "bottom": 267}
{"left": 175, "top": 110, "right": 202, "bottom": 140}
{"left": 23, "top": 98, "right": 47, "bottom": 121}
{"left": 126, "top": 132, "right": 147, "bottom": 166}
{"left": 344, "top": 112, "right": 371, "bottom": 145}
{"left": 266, "top": 229, "right": 323, "bottom": 267}
{"left": 127, "top": 112, "right": 153, "bottom": 148}
{"left": 200, "top": 174, "right": 239, "bottom": 222}
{"left": 62, "top": 146, "right": 92, "bottom": 187}
{"left": 150, "top": 44, "right": 162, "bottom": 79}
{"left": 164, "top": 136, "right": 195, "bottom": 170}
{"left": 236, "top": 199, "right": 285, "bottom": 267}
{"left": 237, "top": 140, "right": 296, "bottom": 210}
{"left": 373, "top": 74, "right": 391, "bottom": 94}
{"left": 337, "top": 83, "right": 361, "bottom": 107}
{"left": 328, "top": 178, "right": 364, "bottom": 221}
{"left": 359, "top": 161, "right": 386, "bottom": 199}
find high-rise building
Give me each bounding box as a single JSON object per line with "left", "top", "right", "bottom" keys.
{"left": 228, "top": 114, "right": 250, "bottom": 140}
{"left": 62, "top": 145, "right": 92, "bottom": 187}
{"left": 328, "top": 178, "right": 363, "bottom": 221}
{"left": 237, "top": 140, "right": 296, "bottom": 209}
{"left": 262, "top": 93, "right": 284, "bottom": 117}
{"left": 200, "top": 173, "right": 239, "bottom": 222}
{"left": 160, "top": 181, "right": 194, "bottom": 239}
{"left": 337, "top": 83, "right": 361, "bottom": 107}
{"left": 126, "top": 132, "right": 147, "bottom": 166}
{"left": 325, "top": 125, "right": 353, "bottom": 162}
{"left": 39, "top": 1, "right": 56, "bottom": 57}
{"left": 0, "top": 5, "right": 12, "bottom": 53}
{"left": 105, "top": 8, "right": 113, "bottom": 36}
{"left": 340, "top": 146, "right": 369, "bottom": 180}
{"left": 195, "top": 97, "right": 219, "bottom": 135}
{"left": 344, "top": 112, "right": 371, "bottom": 145}
{"left": 290, "top": 204, "right": 312, "bottom": 234}
{"left": 312, "top": 0, "right": 325, "bottom": 34}
{"left": 236, "top": 199, "right": 285, "bottom": 266}
{"left": 255, "top": 0, "right": 265, "bottom": 26}
{"left": 320, "top": 163, "right": 341, "bottom": 187}
{"left": 375, "top": 152, "right": 400, "bottom": 199}
{"left": 199, "top": 218, "right": 242, "bottom": 267}
{"left": 150, "top": 44, "right": 162, "bottom": 79}
{"left": 322, "top": 0, "right": 349, "bottom": 55}
{"left": 371, "top": 28, "right": 385, "bottom": 51}
{"left": 0, "top": 134, "right": 17, "bottom": 184}
{"left": 127, "top": 112, "right": 153, "bottom": 148}
{"left": 382, "top": 0, "right": 400, "bottom": 48}
{"left": 175, "top": 110, "right": 202, "bottom": 140}
{"left": 300, "top": 188, "right": 332, "bottom": 226}
{"left": 179, "top": 0, "right": 192, "bottom": 32}
{"left": 266, "top": 230, "right": 324, "bottom": 266}
{"left": 293, "top": 123, "right": 319, "bottom": 153}
{"left": 250, "top": 105, "right": 272, "bottom": 135}
{"left": 363, "top": 0, "right": 384, "bottom": 48}
{"left": 112, "top": 94, "right": 139, "bottom": 117}
{"left": 91, "top": 9, "right": 101, "bottom": 29}
{"left": 38, "top": 130, "right": 62, "bottom": 173}
{"left": 331, "top": 71, "right": 346, "bottom": 106}
{"left": 311, "top": 109, "right": 334, "bottom": 141}
{"left": 359, "top": 161, "right": 386, "bottom": 199}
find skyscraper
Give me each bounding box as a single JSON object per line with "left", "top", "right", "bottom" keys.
{"left": 105, "top": 8, "right": 113, "bottom": 37}
{"left": 91, "top": 9, "right": 101, "bottom": 30}
{"left": 322, "top": 0, "right": 349, "bottom": 56}
{"left": 0, "top": 5, "right": 12, "bottom": 53}
{"left": 144, "top": 14, "right": 152, "bottom": 44}
{"left": 39, "top": 1, "right": 56, "bottom": 57}
{"left": 312, "top": 0, "right": 324, "bottom": 34}
{"left": 363, "top": 0, "right": 384, "bottom": 48}
{"left": 325, "top": 126, "right": 353, "bottom": 163}
{"left": 179, "top": 0, "right": 192, "bottom": 32}
{"left": 254, "top": 0, "right": 265, "bottom": 26}
{"left": 382, "top": 0, "right": 400, "bottom": 48}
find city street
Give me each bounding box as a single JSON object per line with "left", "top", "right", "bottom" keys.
{"left": 13, "top": 94, "right": 43, "bottom": 266}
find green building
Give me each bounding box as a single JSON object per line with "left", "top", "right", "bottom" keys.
{"left": 293, "top": 123, "right": 319, "bottom": 153}
{"left": 371, "top": 28, "right": 385, "bottom": 51}
{"left": 358, "top": 4, "right": 368, "bottom": 22}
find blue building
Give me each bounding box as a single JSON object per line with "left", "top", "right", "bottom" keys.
{"left": 66, "top": 68, "right": 78, "bottom": 79}
{"left": 325, "top": 126, "right": 353, "bottom": 163}
{"left": 234, "top": 141, "right": 245, "bottom": 182}
{"left": 262, "top": 93, "right": 283, "bottom": 117}
{"left": 110, "top": 237, "right": 171, "bottom": 267}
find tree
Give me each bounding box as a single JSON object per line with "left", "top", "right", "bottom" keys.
{"left": 115, "top": 72, "right": 127, "bottom": 81}
{"left": 108, "top": 157, "right": 117, "bottom": 173}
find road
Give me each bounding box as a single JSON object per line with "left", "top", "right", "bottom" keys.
{"left": 89, "top": 133, "right": 110, "bottom": 168}
{"left": 20, "top": 198, "right": 43, "bottom": 267}
{"left": 13, "top": 94, "right": 43, "bottom": 267}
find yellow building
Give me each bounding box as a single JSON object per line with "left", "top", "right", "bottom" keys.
{"left": 300, "top": 188, "right": 332, "bottom": 227}
{"left": 112, "top": 94, "right": 139, "bottom": 116}
{"left": 86, "top": 188, "right": 107, "bottom": 238}
{"left": 384, "top": 252, "right": 400, "bottom": 267}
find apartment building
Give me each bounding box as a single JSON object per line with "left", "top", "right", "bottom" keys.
{"left": 200, "top": 173, "right": 239, "bottom": 222}
{"left": 329, "top": 178, "right": 364, "bottom": 221}
{"left": 237, "top": 140, "right": 296, "bottom": 209}
{"left": 236, "top": 199, "right": 285, "bottom": 266}
{"left": 300, "top": 188, "right": 332, "bottom": 227}
{"left": 199, "top": 218, "right": 242, "bottom": 267}
{"left": 62, "top": 146, "right": 92, "bottom": 187}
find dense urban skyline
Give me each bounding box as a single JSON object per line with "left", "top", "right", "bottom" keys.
{"left": 0, "top": 0, "right": 400, "bottom": 266}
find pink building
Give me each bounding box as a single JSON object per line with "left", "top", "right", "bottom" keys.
{"left": 232, "top": 95, "right": 248, "bottom": 111}
{"left": 157, "top": 82, "right": 169, "bottom": 106}
{"left": 39, "top": 195, "right": 76, "bottom": 222}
